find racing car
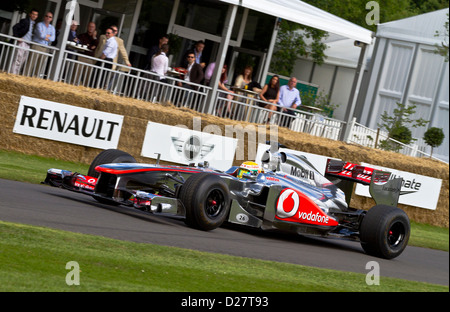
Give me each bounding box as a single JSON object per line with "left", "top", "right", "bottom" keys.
{"left": 43, "top": 148, "right": 410, "bottom": 259}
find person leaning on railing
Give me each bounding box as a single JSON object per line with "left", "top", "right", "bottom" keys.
{"left": 259, "top": 75, "right": 280, "bottom": 124}
{"left": 91, "top": 28, "right": 118, "bottom": 88}
{"left": 278, "top": 77, "right": 302, "bottom": 128}
{"left": 11, "top": 8, "right": 39, "bottom": 75}
{"left": 25, "top": 11, "right": 55, "bottom": 77}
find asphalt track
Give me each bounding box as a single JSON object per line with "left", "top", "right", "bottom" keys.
{"left": 0, "top": 178, "right": 448, "bottom": 286}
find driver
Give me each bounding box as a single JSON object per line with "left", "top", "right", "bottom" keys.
{"left": 236, "top": 161, "right": 264, "bottom": 179}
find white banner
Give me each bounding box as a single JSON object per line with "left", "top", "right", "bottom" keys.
{"left": 13, "top": 96, "right": 123, "bottom": 149}
{"left": 355, "top": 162, "right": 442, "bottom": 210}
{"left": 141, "top": 122, "right": 238, "bottom": 171}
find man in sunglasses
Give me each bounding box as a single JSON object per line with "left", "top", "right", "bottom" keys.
{"left": 91, "top": 27, "right": 118, "bottom": 88}
{"left": 178, "top": 51, "right": 204, "bottom": 90}
{"left": 26, "top": 11, "right": 55, "bottom": 77}
{"left": 95, "top": 25, "right": 131, "bottom": 70}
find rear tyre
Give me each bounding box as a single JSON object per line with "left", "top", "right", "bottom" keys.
{"left": 88, "top": 149, "right": 136, "bottom": 178}
{"left": 359, "top": 205, "right": 410, "bottom": 259}
{"left": 178, "top": 173, "right": 230, "bottom": 231}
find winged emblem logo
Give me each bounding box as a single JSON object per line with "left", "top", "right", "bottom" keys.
{"left": 171, "top": 135, "right": 215, "bottom": 161}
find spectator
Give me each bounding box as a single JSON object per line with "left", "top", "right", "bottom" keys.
{"left": 259, "top": 75, "right": 280, "bottom": 124}
{"left": 145, "top": 34, "right": 169, "bottom": 70}
{"left": 98, "top": 28, "right": 117, "bottom": 66}
{"left": 27, "top": 11, "right": 56, "bottom": 77}
{"left": 234, "top": 66, "right": 253, "bottom": 89}
{"left": 204, "top": 61, "right": 215, "bottom": 85}
{"left": 68, "top": 20, "right": 79, "bottom": 43}
{"left": 151, "top": 43, "right": 169, "bottom": 82}
{"left": 193, "top": 40, "right": 206, "bottom": 68}
{"left": 75, "top": 21, "right": 99, "bottom": 84}
{"left": 66, "top": 20, "right": 79, "bottom": 59}
{"left": 95, "top": 25, "right": 131, "bottom": 70}
{"left": 177, "top": 51, "right": 204, "bottom": 90}
{"left": 78, "top": 21, "right": 98, "bottom": 58}
{"left": 32, "top": 12, "right": 56, "bottom": 46}
{"left": 92, "top": 28, "right": 118, "bottom": 88}
{"left": 278, "top": 77, "right": 301, "bottom": 128}
{"left": 110, "top": 25, "right": 131, "bottom": 69}
{"left": 11, "top": 8, "right": 39, "bottom": 75}
{"left": 217, "top": 64, "right": 235, "bottom": 117}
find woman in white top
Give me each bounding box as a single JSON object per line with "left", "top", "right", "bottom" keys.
{"left": 150, "top": 44, "right": 169, "bottom": 81}
{"left": 234, "top": 65, "right": 253, "bottom": 89}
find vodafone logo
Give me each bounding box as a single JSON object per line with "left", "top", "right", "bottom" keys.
{"left": 276, "top": 188, "right": 338, "bottom": 226}
{"left": 276, "top": 189, "right": 300, "bottom": 218}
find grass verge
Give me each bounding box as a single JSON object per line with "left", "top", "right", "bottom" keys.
{"left": 0, "top": 221, "right": 447, "bottom": 292}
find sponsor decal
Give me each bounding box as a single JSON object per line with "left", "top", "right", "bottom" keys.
{"left": 171, "top": 134, "right": 215, "bottom": 161}
{"left": 141, "top": 121, "right": 237, "bottom": 171}
{"left": 290, "top": 166, "right": 315, "bottom": 180}
{"left": 13, "top": 96, "right": 123, "bottom": 149}
{"left": 74, "top": 176, "right": 97, "bottom": 191}
{"left": 355, "top": 162, "right": 442, "bottom": 210}
{"left": 275, "top": 188, "right": 338, "bottom": 226}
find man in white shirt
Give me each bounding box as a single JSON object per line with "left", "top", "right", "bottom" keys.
{"left": 150, "top": 44, "right": 169, "bottom": 82}
{"left": 99, "top": 28, "right": 118, "bottom": 67}
{"left": 92, "top": 28, "right": 117, "bottom": 88}
{"left": 278, "top": 77, "right": 302, "bottom": 128}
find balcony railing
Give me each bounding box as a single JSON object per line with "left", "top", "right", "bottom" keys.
{"left": 1, "top": 33, "right": 446, "bottom": 163}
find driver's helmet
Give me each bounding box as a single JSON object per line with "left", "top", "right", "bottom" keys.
{"left": 236, "top": 161, "right": 263, "bottom": 179}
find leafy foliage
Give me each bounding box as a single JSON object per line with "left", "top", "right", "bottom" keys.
{"left": 378, "top": 102, "right": 428, "bottom": 151}
{"left": 300, "top": 90, "right": 340, "bottom": 118}
{"left": 270, "top": 20, "right": 328, "bottom": 77}
{"left": 423, "top": 127, "right": 445, "bottom": 157}
{"left": 269, "top": 0, "right": 449, "bottom": 77}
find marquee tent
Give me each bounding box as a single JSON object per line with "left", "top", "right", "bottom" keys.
{"left": 219, "top": 0, "right": 374, "bottom": 44}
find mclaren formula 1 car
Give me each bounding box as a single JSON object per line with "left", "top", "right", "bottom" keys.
{"left": 43, "top": 148, "right": 410, "bottom": 259}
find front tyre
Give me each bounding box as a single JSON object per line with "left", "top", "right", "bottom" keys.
{"left": 88, "top": 149, "right": 136, "bottom": 205}
{"left": 178, "top": 173, "right": 230, "bottom": 231}
{"left": 359, "top": 205, "right": 410, "bottom": 259}
{"left": 88, "top": 149, "right": 136, "bottom": 178}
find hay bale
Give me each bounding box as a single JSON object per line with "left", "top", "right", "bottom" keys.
{"left": 0, "top": 72, "right": 448, "bottom": 227}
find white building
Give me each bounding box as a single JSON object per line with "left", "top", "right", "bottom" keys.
{"left": 356, "top": 9, "right": 449, "bottom": 162}
{"left": 291, "top": 33, "right": 375, "bottom": 121}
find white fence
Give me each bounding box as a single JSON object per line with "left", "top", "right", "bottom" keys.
{"left": 347, "top": 118, "right": 444, "bottom": 162}
{"left": 0, "top": 33, "right": 446, "bottom": 163}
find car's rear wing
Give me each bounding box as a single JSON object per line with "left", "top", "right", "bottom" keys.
{"left": 325, "top": 159, "right": 403, "bottom": 207}
{"left": 325, "top": 159, "right": 375, "bottom": 185}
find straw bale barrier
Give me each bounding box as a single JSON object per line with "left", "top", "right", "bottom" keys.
{"left": 0, "top": 72, "right": 448, "bottom": 227}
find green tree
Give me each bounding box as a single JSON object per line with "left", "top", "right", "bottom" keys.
{"left": 269, "top": 0, "right": 449, "bottom": 77}
{"left": 423, "top": 127, "right": 445, "bottom": 157}
{"left": 378, "top": 102, "right": 428, "bottom": 151}
{"left": 303, "top": 0, "right": 447, "bottom": 30}
{"left": 270, "top": 20, "right": 328, "bottom": 77}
